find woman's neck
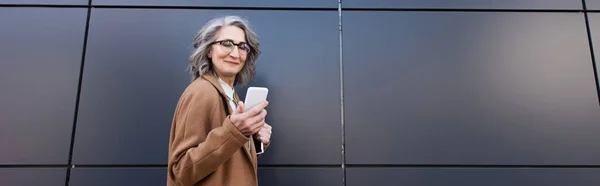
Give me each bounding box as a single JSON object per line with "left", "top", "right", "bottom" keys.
{"left": 222, "top": 77, "right": 235, "bottom": 88}
{"left": 215, "top": 71, "right": 235, "bottom": 88}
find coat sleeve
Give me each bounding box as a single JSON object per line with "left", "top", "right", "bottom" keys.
{"left": 168, "top": 90, "right": 249, "bottom": 186}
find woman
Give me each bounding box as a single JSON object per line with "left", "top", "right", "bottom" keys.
{"left": 167, "top": 15, "right": 272, "bottom": 186}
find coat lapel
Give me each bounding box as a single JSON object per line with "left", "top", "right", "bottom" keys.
{"left": 201, "top": 74, "right": 256, "bottom": 167}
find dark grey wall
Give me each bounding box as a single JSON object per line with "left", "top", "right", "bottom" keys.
{"left": 0, "top": 168, "right": 66, "bottom": 185}
{"left": 0, "top": 7, "right": 86, "bottom": 165}
{"left": 1, "top": 0, "right": 599, "bottom": 186}
{"left": 342, "top": 0, "right": 583, "bottom": 9}
{"left": 91, "top": 0, "right": 337, "bottom": 8}
{"left": 0, "top": 0, "right": 86, "bottom": 5}
{"left": 343, "top": 11, "right": 600, "bottom": 165}
{"left": 346, "top": 168, "right": 600, "bottom": 186}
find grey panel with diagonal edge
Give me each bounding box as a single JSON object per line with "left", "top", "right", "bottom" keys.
{"left": 0, "top": 168, "right": 66, "bottom": 186}
{"left": 73, "top": 9, "right": 340, "bottom": 165}
{"left": 0, "top": 7, "right": 86, "bottom": 164}
{"left": 342, "top": 0, "right": 582, "bottom": 9}
{"left": 347, "top": 168, "right": 600, "bottom": 186}
{"left": 583, "top": 13, "right": 600, "bottom": 100}
{"left": 71, "top": 8, "right": 191, "bottom": 165}
{"left": 343, "top": 11, "right": 600, "bottom": 165}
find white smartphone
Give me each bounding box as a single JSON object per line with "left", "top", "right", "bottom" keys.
{"left": 243, "top": 87, "right": 269, "bottom": 112}
{"left": 243, "top": 87, "right": 269, "bottom": 154}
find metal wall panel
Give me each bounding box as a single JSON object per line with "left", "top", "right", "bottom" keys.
{"left": 584, "top": 13, "right": 600, "bottom": 98}
{"left": 92, "top": 0, "right": 336, "bottom": 8}
{"left": 71, "top": 8, "right": 191, "bottom": 165}
{"left": 347, "top": 168, "right": 600, "bottom": 186}
{"left": 233, "top": 10, "right": 341, "bottom": 165}
{"left": 69, "top": 168, "right": 166, "bottom": 186}
{"left": 0, "top": 0, "right": 87, "bottom": 5}
{"left": 258, "top": 168, "right": 342, "bottom": 186}
{"left": 0, "top": 7, "right": 86, "bottom": 164}
{"left": 585, "top": 0, "right": 600, "bottom": 10}
{"left": 343, "top": 0, "right": 582, "bottom": 10}
{"left": 343, "top": 11, "right": 600, "bottom": 165}
{"left": 0, "top": 168, "right": 66, "bottom": 186}
{"left": 73, "top": 9, "right": 340, "bottom": 165}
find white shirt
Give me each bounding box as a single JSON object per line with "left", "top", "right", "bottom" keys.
{"left": 217, "top": 75, "right": 252, "bottom": 149}
{"left": 217, "top": 76, "right": 238, "bottom": 112}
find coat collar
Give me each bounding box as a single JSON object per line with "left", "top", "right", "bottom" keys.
{"left": 202, "top": 74, "right": 227, "bottom": 100}
{"left": 202, "top": 73, "right": 241, "bottom": 106}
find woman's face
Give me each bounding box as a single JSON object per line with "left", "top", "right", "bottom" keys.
{"left": 208, "top": 25, "right": 249, "bottom": 79}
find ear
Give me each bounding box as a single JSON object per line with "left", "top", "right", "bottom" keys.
{"left": 207, "top": 52, "right": 212, "bottom": 58}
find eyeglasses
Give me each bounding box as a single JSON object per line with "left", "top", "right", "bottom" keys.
{"left": 211, "top": 39, "right": 251, "bottom": 56}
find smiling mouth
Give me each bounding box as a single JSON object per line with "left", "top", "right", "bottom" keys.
{"left": 225, "top": 61, "right": 240, "bottom": 65}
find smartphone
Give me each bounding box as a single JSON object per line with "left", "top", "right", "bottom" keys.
{"left": 243, "top": 87, "right": 269, "bottom": 154}
{"left": 243, "top": 87, "right": 268, "bottom": 112}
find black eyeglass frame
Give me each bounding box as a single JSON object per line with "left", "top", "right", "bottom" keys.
{"left": 210, "top": 39, "right": 254, "bottom": 55}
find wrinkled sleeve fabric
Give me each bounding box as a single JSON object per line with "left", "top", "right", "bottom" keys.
{"left": 168, "top": 89, "right": 249, "bottom": 186}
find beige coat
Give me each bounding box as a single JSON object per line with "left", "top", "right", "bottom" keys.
{"left": 167, "top": 74, "right": 270, "bottom": 186}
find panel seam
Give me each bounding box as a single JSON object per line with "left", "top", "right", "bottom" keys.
{"left": 582, "top": 0, "right": 600, "bottom": 107}
{"left": 338, "top": 0, "right": 346, "bottom": 186}
{"left": 64, "top": 0, "right": 92, "bottom": 185}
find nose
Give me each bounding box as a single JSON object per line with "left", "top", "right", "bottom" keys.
{"left": 229, "top": 46, "right": 240, "bottom": 58}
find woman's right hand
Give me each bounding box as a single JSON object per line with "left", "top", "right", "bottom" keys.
{"left": 229, "top": 101, "right": 269, "bottom": 137}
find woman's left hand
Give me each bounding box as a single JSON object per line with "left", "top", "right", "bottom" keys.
{"left": 255, "top": 123, "right": 272, "bottom": 144}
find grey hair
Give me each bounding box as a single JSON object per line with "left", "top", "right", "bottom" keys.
{"left": 189, "top": 15, "right": 261, "bottom": 86}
